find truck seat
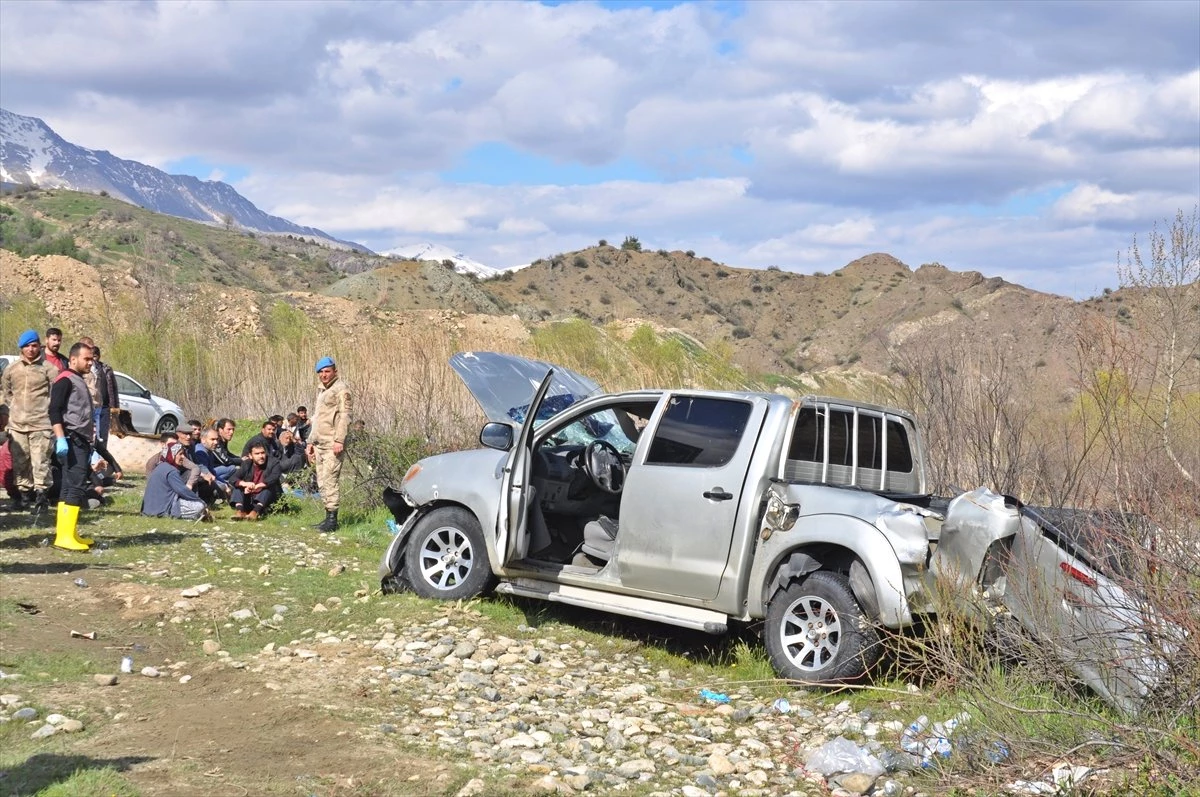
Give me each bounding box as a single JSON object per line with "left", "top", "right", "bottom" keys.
{"left": 580, "top": 515, "right": 618, "bottom": 562}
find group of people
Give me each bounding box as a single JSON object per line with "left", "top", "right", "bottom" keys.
{"left": 1, "top": 329, "right": 125, "bottom": 550}
{"left": 1, "top": 327, "right": 353, "bottom": 552}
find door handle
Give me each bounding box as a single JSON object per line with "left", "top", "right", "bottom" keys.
{"left": 704, "top": 488, "right": 734, "bottom": 501}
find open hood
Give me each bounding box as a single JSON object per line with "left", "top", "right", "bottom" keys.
{"left": 449, "top": 351, "right": 603, "bottom": 427}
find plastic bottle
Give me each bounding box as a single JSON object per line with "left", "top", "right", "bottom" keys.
{"left": 986, "top": 739, "right": 1011, "bottom": 764}
{"left": 120, "top": 655, "right": 133, "bottom": 674}
{"left": 73, "top": 578, "right": 88, "bottom": 588}
{"left": 899, "top": 715, "right": 929, "bottom": 753}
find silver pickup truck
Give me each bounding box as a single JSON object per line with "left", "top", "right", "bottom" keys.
{"left": 380, "top": 352, "right": 1171, "bottom": 714}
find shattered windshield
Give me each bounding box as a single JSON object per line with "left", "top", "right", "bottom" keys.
{"left": 449, "top": 351, "right": 603, "bottom": 428}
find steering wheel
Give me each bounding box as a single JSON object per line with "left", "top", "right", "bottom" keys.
{"left": 583, "top": 440, "right": 625, "bottom": 494}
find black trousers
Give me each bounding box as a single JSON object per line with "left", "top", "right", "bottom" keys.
{"left": 230, "top": 485, "right": 278, "bottom": 514}
{"left": 61, "top": 434, "right": 93, "bottom": 507}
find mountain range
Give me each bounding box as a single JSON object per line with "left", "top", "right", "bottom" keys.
{"left": 0, "top": 107, "right": 366, "bottom": 251}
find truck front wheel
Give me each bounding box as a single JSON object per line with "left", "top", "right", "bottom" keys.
{"left": 404, "top": 507, "right": 495, "bottom": 600}
{"left": 765, "top": 571, "right": 881, "bottom": 683}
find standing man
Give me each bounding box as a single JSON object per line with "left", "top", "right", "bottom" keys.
{"left": 0, "top": 330, "right": 55, "bottom": 512}
{"left": 306, "top": 356, "right": 351, "bottom": 532}
{"left": 82, "top": 341, "right": 120, "bottom": 446}
{"left": 49, "top": 342, "right": 96, "bottom": 551}
{"left": 42, "top": 328, "right": 68, "bottom": 372}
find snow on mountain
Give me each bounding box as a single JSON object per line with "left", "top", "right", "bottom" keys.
{"left": 383, "top": 242, "right": 501, "bottom": 279}
{"left": 0, "top": 107, "right": 367, "bottom": 251}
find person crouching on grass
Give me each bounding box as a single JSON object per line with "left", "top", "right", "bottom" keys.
{"left": 141, "top": 443, "right": 209, "bottom": 522}
{"left": 230, "top": 442, "right": 281, "bottom": 521}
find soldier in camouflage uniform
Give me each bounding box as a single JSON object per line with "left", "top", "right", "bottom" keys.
{"left": 1, "top": 330, "right": 55, "bottom": 512}
{"left": 306, "top": 356, "right": 351, "bottom": 532}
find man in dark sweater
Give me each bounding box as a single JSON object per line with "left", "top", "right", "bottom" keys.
{"left": 230, "top": 443, "right": 282, "bottom": 521}
{"left": 241, "top": 419, "right": 282, "bottom": 460}
{"left": 48, "top": 342, "right": 95, "bottom": 551}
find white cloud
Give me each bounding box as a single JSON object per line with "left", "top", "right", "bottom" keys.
{"left": 0, "top": 0, "right": 1196, "bottom": 299}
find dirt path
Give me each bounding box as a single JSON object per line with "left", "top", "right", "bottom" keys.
{"left": 1, "top": 554, "right": 435, "bottom": 797}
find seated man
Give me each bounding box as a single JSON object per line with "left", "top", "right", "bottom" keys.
{"left": 294, "top": 406, "right": 311, "bottom": 443}
{"left": 277, "top": 428, "right": 307, "bottom": 474}
{"left": 0, "top": 403, "right": 14, "bottom": 506}
{"left": 145, "top": 432, "right": 176, "bottom": 475}
{"left": 194, "top": 427, "right": 235, "bottom": 496}
{"left": 212, "top": 418, "right": 242, "bottom": 470}
{"left": 87, "top": 438, "right": 124, "bottom": 507}
{"left": 175, "top": 426, "right": 219, "bottom": 504}
{"left": 241, "top": 419, "right": 282, "bottom": 460}
{"left": 230, "top": 442, "right": 281, "bottom": 521}
{"left": 141, "top": 444, "right": 209, "bottom": 521}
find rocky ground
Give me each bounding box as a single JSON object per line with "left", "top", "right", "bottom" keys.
{"left": 0, "top": 497, "right": 1110, "bottom": 797}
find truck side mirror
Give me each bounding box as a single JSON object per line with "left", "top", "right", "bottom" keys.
{"left": 479, "top": 422, "right": 514, "bottom": 451}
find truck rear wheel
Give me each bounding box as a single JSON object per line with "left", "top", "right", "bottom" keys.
{"left": 765, "top": 571, "right": 880, "bottom": 683}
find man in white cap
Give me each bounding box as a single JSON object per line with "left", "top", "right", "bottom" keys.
{"left": 0, "top": 329, "right": 55, "bottom": 512}
{"left": 306, "top": 356, "right": 352, "bottom": 532}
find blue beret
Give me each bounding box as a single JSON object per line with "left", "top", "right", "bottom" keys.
{"left": 18, "top": 329, "right": 39, "bottom": 348}
{"left": 315, "top": 356, "right": 335, "bottom": 372}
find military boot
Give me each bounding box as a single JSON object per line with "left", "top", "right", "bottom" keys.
{"left": 316, "top": 509, "right": 339, "bottom": 533}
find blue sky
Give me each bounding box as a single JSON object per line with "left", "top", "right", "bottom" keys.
{"left": 1, "top": 0, "right": 1197, "bottom": 297}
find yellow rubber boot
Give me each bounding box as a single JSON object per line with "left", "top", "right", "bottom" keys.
{"left": 53, "top": 503, "right": 88, "bottom": 552}
{"left": 75, "top": 514, "right": 94, "bottom": 547}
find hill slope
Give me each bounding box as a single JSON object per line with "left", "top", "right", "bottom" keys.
{"left": 0, "top": 187, "right": 1160, "bottom": 400}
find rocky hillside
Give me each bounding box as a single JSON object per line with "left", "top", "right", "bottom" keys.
{"left": 481, "top": 244, "right": 1138, "bottom": 392}
{"left": 0, "top": 186, "right": 1159, "bottom": 396}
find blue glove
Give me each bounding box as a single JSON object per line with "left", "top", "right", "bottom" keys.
{"left": 55, "top": 436, "right": 69, "bottom": 461}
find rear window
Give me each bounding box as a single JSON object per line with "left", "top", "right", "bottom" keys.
{"left": 646, "top": 396, "right": 752, "bottom": 467}
{"left": 786, "top": 405, "right": 915, "bottom": 487}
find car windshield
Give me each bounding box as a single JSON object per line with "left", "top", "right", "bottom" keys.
{"left": 545, "top": 409, "right": 635, "bottom": 454}
{"left": 449, "top": 352, "right": 602, "bottom": 428}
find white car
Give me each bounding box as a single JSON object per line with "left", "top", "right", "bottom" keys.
{"left": 0, "top": 355, "right": 183, "bottom": 436}
{"left": 112, "top": 370, "right": 184, "bottom": 435}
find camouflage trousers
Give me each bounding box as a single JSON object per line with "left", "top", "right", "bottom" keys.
{"left": 314, "top": 445, "right": 343, "bottom": 511}
{"left": 8, "top": 428, "right": 53, "bottom": 492}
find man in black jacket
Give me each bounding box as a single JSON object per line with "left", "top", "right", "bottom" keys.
{"left": 78, "top": 338, "right": 120, "bottom": 446}
{"left": 230, "top": 442, "right": 281, "bottom": 521}
{"left": 212, "top": 418, "right": 242, "bottom": 469}
{"left": 295, "top": 406, "right": 311, "bottom": 443}
{"left": 241, "top": 419, "right": 282, "bottom": 460}
{"left": 48, "top": 342, "right": 95, "bottom": 551}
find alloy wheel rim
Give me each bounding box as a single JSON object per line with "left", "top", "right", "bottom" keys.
{"left": 418, "top": 525, "right": 474, "bottom": 591}
{"left": 779, "top": 595, "right": 842, "bottom": 672}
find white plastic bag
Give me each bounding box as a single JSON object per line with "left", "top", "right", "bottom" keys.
{"left": 805, "top": 736, "right": 886, "bottom": 777}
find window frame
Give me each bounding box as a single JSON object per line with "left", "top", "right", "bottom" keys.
{"left": 781, "top": 401, "right": 915, "bottom": 490}
{"left": 643, "top": 395, "right": 754, "bottom": 469}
